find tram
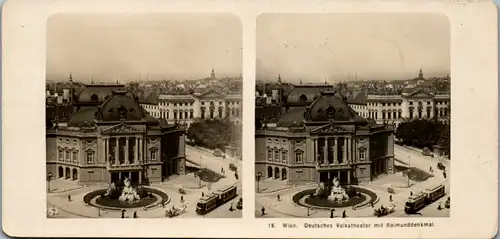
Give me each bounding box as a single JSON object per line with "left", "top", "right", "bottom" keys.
{"left": 405, "top": 184, "right": 446, "bottom": 213}
{"left": 196, "top": 185, "right": 238, "bottom": 215}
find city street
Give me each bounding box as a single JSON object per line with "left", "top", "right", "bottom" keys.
{"left": 46, "top": 145, "right": 242, "bottom": 218}
{"left": 255, "top": 144, "right": 450, "bottom": 218}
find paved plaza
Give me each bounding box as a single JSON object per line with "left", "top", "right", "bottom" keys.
{"left": 47, "top": 145, "right": 242, "bottom": 218}
{"left": 255, "top": 145, "right": 450, "bottom": 218}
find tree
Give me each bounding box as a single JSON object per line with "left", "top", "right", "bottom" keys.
{"left": 395, "top": 119, "right": 450, "bottom": 151}
{"left": 186, "top": 119, "right": 241, "bottom": 150}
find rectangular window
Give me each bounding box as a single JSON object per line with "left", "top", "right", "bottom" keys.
{"left": 275, "top": 150, "right": 279, "bottom": 162}
{"left": 66, "top": 150, "right": 71, "bottom": 162}
{"left": 86, "top": 151, "right": 94, "bottom": 164}
{"left": 282, "top": 151, "right": 287, "bottom": 163}
{"left": 150, "top": 150, "right": 156, "bottom": 161}
{"left": 72, "top": 151, "right": 78, "bottom": 164}
{"left": 58, "top": 150, "right": 63, "bottom": 161}
{"left": 190, "top": 111, "right": 193, "bottom": 119}
{"left": 295, "top": 151, "right": 303, "bottom": 164}
{"left": 359, "top": 149, "right": 366, "bottom": 160}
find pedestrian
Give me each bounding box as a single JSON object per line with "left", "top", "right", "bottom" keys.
{"left": 277, "top": 195, "right": 280, "bottom": 202}
{"left": 202, "top": 192, "right": 205, "bottom": 197}
{"left": 67, "top": 194, "right": 72, "bottom": 202}
{"left": 342, "top": 210, "right": 346, "bottom": 218}
{"left": 443, "top": 171, "right": 447, "bottom": 179}
{"left": 133, "top": 211, "right": 138, "bottom": 218}
{"left": 229, "top": 203, "right": 233, "bottom": 211}
{"left": 261, "top": 206, "right": 266, "bottom": 216}
{"left": 389, "top": 195, "right": 392, "bottom": 202}
{"left": 221, "top": 167, "right": 224, "bottom": 174}
{"left": 330, "top": 210, "right": 334, "bottom": 218}
{"left": 181, "top": 195, "right": 184, "bottom": 203}
{"left": 438, "top": 204, "right": 442, "bottom": 210}
{"left": 410, "top": 191, "right": 413, "bottom": 196}
{"left": 430, "top": 166, "right": 432, "bottom": 172}
{"left": 121, "top": 209, "right": 125, "bottom": 218}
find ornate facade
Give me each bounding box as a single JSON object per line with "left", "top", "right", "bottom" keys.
{"left": 365, "top": 88, "right": 450, "bottom": 126}
{"left": 255, "top": 86, "right": 395, "bottom": 185}
{"left": 141, "top": 89, "right": 241, "bottom": 126}
{"left": 46, "top": 84, "right": 186, "bottom": 184}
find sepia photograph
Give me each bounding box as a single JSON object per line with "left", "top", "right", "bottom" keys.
{"left": 255, "top": 13, "right": 451, "bottom": 218}
{"left": 45, "top": 13, "right": 243, "bottom": 218}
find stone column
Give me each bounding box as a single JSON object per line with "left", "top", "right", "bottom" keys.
{"left": 139, "top": 137, "right": 143, "bottom": 163}
{"left": 334, "top": 137, "right": 338, "bottom": 164}
{"left": 105, "top": 137, "right": 109, "bottom": 164}
{"left": 343, "top": 137, "right": 347, "bottom": 164}
{"left": 314, "top": 138, "right": 318, "bottom": 163}
{"left": 139, "top": 170, "right": 142, "bottom": 184}
{"left": 323, "top": 137, "right": 328, "bottom": 166}
{"left": 125, "top": 137, "right": 130, "bottom": 164}
{"left": 135, "top": 137, "right": 139, "bottom": 164}
{"left": 115, "top": 137, "right": 119, "bottom": 165}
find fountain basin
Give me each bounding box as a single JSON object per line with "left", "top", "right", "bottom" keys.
{"left": 84, "top": 187, "right": 169, "bottom": 210}
{"left": 293, "top": 187, "right": 378, "bottom": 209}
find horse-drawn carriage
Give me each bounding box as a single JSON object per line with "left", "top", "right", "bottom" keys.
{"left": 373, "top": 203, "right": 396, "bottom": 217}
{"left": 165, "top": 204, "right": 188, "bottom": 218}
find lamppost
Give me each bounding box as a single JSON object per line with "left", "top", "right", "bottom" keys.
{"left": 407, "top": 156, "right": 411, "bottom": 187}
{"left": 47, "top": 172, "right": 53, "bottom": 193}
{"left": 256, "top": 172, "right": 262, "bottom": 193}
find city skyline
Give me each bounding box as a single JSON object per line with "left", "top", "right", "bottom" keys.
{"left": 46, "top": 13, "right": 242, "bottom": 83}
{"left": 257, "top": 13, "right": 450, "bottom": 83}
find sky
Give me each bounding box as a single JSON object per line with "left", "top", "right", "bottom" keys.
{"left": 257, "top": 13, "right": 450, "bottom": 83}
{"left": 46, "top": 13, "right": 242, "bottom": 83}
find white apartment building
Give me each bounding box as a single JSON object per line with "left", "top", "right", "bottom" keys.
{"left": 351, "top": 88, "right": 450, "bottom": 126}
{"left": 141, "top": 89, "right": 242, "bottom": 126}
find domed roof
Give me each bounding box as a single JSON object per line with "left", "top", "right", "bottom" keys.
{"left": 96, "top": 91, "right": 148, "bottom": 121}
{"left": 307, "top": 90, "right": 366, "bottom": 123}
{"left": 76, "top": 84, "right": 126, "bottom": 104}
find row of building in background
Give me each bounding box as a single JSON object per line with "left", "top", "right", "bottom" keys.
{"left": 256, "top": 72, "right": 450, "bottom": 127}
{"left": 139, "top": 89, "right": 242, "bottom": 126}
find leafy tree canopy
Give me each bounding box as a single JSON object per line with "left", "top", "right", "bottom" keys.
{"left": 395, "top": 119, "right": 450, "bottom": 155}
{"left": 186, "top": 119, "right": 241, "bottom": 150}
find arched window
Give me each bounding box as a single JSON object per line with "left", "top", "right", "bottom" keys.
{"left": 274, "top": 167, "right": 280, "bottom": 179}
{"left": 282, "top": 169, "right": 287, "bottom": 180}
{"left": 90, "top": 94, "right": 99, "bottom": 102}
{"left": 190, "top": 109, "right": 194, "bottom": 119}
{"left": 65, "top": 167, "right": 70, "bottom": 179}
{"left": 179, "top": 110, "right": 183, "bottom": 119}
{"left": 58, "top": 166, "right": 64, "bottom": 178}
{"left": 267, "top": 166, "right": 273, "bottom": 178}
{"left": 299, "top": 94, "right": 308, "bottom": 102}
{"left": 72, "top": 168, "right": 78, "bottom": 181}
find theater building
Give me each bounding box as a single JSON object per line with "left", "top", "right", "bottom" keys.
{"left": 46, "top": 83, "right": 186, "bottom": 185}
{"left": 255, "top": 85, "right": 395, "bottom": 185}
